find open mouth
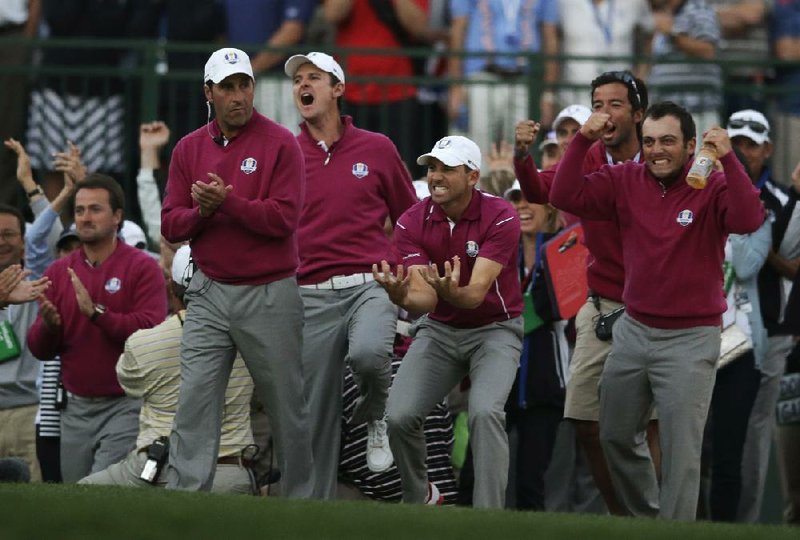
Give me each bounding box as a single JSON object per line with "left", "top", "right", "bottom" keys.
{"left": 300, "top": 93, "right": 314, "bottom": 106}
{"left": 431, "top": 185, "right": 448, "bottom": 195}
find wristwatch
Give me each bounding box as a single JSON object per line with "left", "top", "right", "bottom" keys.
{"left": 26, "top": 186, "right": 44, "bottom": 199}
{"left": 90, "top": 304, "right": 106, "bottom": 322}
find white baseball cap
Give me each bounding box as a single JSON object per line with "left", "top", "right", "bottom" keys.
{"left": 120, "top": 220, "right": 147, "bottom": 249}
{"left": 727, "top": 109, "right": 770, "bottom": 145}
{"left": 504, "top": 179, "right": 522, "bottom": 200}
{"left": 284, "top": 52, "right": 345, "bottom": 83}
{"left": 417, "top": 136, "right": 482, "bottom": 171}
{"left": 538, "top": 130, "right": 558, "bottom": 151}
{"left": 553, "top": 104, "right": 592, "bottom": 131}
{"left": 204, "top": 48, "right": 254, "bottom": 84}
{"left": 171, "top": 245, "right": 193, "bottom": 288}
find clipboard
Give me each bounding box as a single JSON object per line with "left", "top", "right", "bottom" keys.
{"left": 542, "top": 223, "right": 588, "bottom": 320}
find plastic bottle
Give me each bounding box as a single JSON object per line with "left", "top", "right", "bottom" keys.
{"left": 686, "top": 144, "right": 717, "bottom": 189}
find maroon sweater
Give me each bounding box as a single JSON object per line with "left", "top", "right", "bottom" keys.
{"left": 514, "top": 142, "right": 638, "bottom": 301}
{"left": 161, "top": 111, "right": 305, "bottom": 285}
{"left": 550, "top": 132, "right": 764, "bottom": 329}
{"left": 296, "top": 116, "right": 417, "bottom": 284}
{"left": 27, "top": 242, "right": 167, "bottom": 396}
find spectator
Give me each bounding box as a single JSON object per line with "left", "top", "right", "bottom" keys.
{"left": 648, "top": 0, "right": 723, "bottom": 138}
{"left": 284, "top": 51, "right": 418, "bottom": 498}
{"left": 338, "top": 355, "right": 459, "bottom": 502}
{"left": 26, "top": 174, "right": 167, "bottom": 482}
{"left": 375, "top": 135, "right": 523, "bottom": 508}
{"left": 709, "top": 0, "right": 772, "bottom": 116}
{"left": 480, "top": 141, "right": 515, "bottom": 196}
{"left": 79, "top": 246, "right": 256, "bottom": 494}
{"left": 448, "top": 0, "right": 559, "bottom": 152}
{"left": 726, "top": 109, "right": 800, "bottom": 522}
{"left": 0, "top": 200, "right": 51, "bottom": 483}
{"left": 537, "top": 131, "right": 561, "bottom": 170}
{"left": 769, "top": 0, "right": 800, "bottom": 190}
{"left": 324, "top": 0, "right": 430, "bottom": 173}
{"left": 514, "top": 73, "right": 657, "bottom": 516}
{"left": 557, "top": 0, "right": 653, "bottom": 108}
{"left": 0, "top": 0, "right": 40, "bottom": 207}
{"left": 504, "top": 183, "right": 569, "bottom": 510}
{"left": 17, "top": 139, "right": 86, "bottom": 483}
{"left": 161, "top": 48, "right": 313, "bottom": 497}
{"left": 25, "top": 0, "right": 156, "bottom": 200}
{"left": 707, "top": 164, "right": 771, "bottom": 521}
{"left": 550, "top": 101, "right": 764, "bottom": 520}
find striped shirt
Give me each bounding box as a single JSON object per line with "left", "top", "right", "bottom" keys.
{"left": 649, "top": 0, "right": 722, "bottom": 113}
{"left": 37, "top": 360, "right": 61, "bottom": 438}
{"left": 116, "top": 311, "right": 254, "bottom": 456}
{"left": 338, "top": 356, "right": 458, "bottom": 502}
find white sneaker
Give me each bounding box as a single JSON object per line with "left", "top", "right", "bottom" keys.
{"left": 366, "top": 417, "right": 393, "bottom": 472}
{"left": 425, "top": 482, "right": 444, "bottom": 505}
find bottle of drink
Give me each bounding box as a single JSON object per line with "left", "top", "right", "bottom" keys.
{"left": 686, "top": 143, "right": 717, "bottom": 189}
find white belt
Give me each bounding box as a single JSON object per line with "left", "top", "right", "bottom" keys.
{"left": 300, "top": 273, "right": 374, "bottom": 290}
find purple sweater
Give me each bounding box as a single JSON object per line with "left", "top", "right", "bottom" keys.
{"left": 161, "top": 111, "right": 305, "bottom": 285}
{"left": 27, "top": 242, "right": 167, "bottom": 396}
{"left": 551, "top": 132, "right": 764, "bottom": 329}
{"left": 296, "top": 116, "right": 417, "bottom": 284}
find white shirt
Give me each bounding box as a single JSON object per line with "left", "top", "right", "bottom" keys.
{"left": 558, "top": 0, "right": 654, "bottom": 85}
{"left": 0, "top": 0, "right": 29, "bottom": 26}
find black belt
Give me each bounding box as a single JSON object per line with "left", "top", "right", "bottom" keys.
{"left": 217, "top": 456, "right": 254, "bottom": 468}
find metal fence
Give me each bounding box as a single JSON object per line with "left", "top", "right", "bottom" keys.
{"left": 1, "top": 36, "right": 798, "bottom": 222}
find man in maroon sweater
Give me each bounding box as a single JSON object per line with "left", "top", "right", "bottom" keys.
{"left": 161, "top": 48, "right": 313, "bottom": 497}
{"left": 514, "top": 71, "right": 657, "bottom": 515}
{"left": 551, "top": 101, "right": 765, "bottom": 520}
{"left": 27, "top": 174, "right": 166, "bottom": 482}
{"left": 284, "top": 52, "right": 417, "bottom": 498}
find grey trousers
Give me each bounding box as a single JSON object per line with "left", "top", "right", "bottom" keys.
{"left": 60, "top": 394, "right": 140, "bottom": 483}
{"left": 387, "top": 316, "right": 522, "bottom": 509}
{"left": 300, "top": 281, "right": 396, "bottom": 499}
{"left": 79, "top": 448, "right": 253, "bottom": 494}
{"left": 599, "top": 314, "right": 720, "bottom": 521}
{"left": 737, "top": 334, "right": 794, "bottom": 521}
{"left": 166, "top": 271, "right": 313, "bottom": 498}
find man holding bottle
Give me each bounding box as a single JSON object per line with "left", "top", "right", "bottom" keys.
{"left": 550, "top": 101, "right": 765, "bottom": 520}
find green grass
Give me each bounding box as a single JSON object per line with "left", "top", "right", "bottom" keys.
{"left": 0, "top": 484, "right": 794, "bottom": 540}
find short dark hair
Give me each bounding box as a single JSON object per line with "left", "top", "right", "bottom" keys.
{"left": 0, "top": 204, "right": 25, "bottom": 237}
{"left": 590, "top": 70, "right": 648, "bottom": 113}
{"left": 644, "top": 101, "right": 697, "bottom": 146}
{"left": 75, "top": 173, "right": 126, "bottom": 230}
{"left": 327, "top": 72, "right": 344, "bottom": 113}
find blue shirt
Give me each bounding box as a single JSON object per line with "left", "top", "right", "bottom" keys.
{"left": 451, "top": 0, "right": 559, "bottom": 76}
{"left": 771, "top": 0, "right": 800, "bottom": 113}
{"left": 224, "top": 0, "right": 315, "bottom": 45}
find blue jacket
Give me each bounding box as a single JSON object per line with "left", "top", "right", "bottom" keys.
{"left": 730, "top": 217, "right": 772, "bottom": 371}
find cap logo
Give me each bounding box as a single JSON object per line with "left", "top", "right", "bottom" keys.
{"left": 436, "top": 138, "right": 452, "bottom": 149}
{"left": 352, "top": 162, "right": 369, "bottom": 179}
{"left": 676, "top": 209, "right": 694, "bottom": 227}
{"left": 466, "top": 240, "right": 480, "bottom": 257}
{"left": 224, "top": 51, "right": 240, "bottom": 64}
{"left": 240, "top": 157, "right": 258, "bottom": 174}
{"left": 105, "top": 277, "right": 122, "bottom": 294}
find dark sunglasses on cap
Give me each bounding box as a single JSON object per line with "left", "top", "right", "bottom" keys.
{"left": 727, "top": 119, "right": 768, "bottom": 134}
{"left": 606, "top": 71, "right": 642, "bottom": 109}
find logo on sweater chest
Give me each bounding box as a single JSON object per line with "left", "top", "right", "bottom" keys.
{"left": 240, "top": 157, "right": 257, "bottom": 175}
{"left": 105, "top": 277, "right": 122, "bottom": 294}
{"left": 676, "top": 209, "right": 694, "bottom": 227}
{"left": 465, "top": 241, "right": 480, "bottom": 257}
{"left": 352, "top": 162, "right": 369, "bottom": 179}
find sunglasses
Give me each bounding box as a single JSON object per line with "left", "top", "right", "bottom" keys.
{"left": 605, "top": 71, "right": 642, "bottom": 109}
{"left": 727, "top": 119, "right": 768, "bottom": 134}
